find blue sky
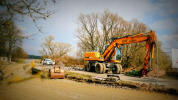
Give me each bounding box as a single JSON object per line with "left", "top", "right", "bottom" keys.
{"left": 14, "top": 0, "right": 178, "bottom": 56}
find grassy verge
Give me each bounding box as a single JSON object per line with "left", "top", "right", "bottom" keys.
{"left": 65, "top": 72, "right": 91, "bottom": 79}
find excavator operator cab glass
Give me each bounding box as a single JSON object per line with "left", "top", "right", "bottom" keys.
{"left": 116, "top": 47, "right": 122, "bottom": 60}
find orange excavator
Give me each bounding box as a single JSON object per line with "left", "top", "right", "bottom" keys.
{"left": 84, "top": 30, "right": 156, "bottom": 77}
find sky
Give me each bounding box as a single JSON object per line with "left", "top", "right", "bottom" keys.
{"left": 14, "top": 0, "right": 178, "bottom": 56}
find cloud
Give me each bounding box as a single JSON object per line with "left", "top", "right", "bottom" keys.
{"left": 161, "top": 34, "right": 178, "bottom": 41}
{"left": 153, "top": 0, "right": 178, "bottom": 17}
{"left": 147, "top": 0, "right": 178, "bottom": 32}
{"left": 158, "top": 33, "right": 178, "bottom": 48}
{"left": 150, "top": 18, "right": 178, "bottom": 30}
{"left": 17, "top": 0, "right": 178, "bottom": 55}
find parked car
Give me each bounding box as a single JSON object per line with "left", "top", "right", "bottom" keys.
{"left": 42, "top": 59, "right": 55, "bottom": 65}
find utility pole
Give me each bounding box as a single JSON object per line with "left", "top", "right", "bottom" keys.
{"left": 157, "top": 45, "right": 159, "bottom": 84}
{"left": 150, "top": 52, "right": 151, "bottom": 76}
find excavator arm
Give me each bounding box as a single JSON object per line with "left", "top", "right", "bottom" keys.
{"left": 102, "top": 30, "right": 156, "bottom": 76}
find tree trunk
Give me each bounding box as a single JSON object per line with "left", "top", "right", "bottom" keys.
{"left": 8, "top": 42, "right": 12, "bottom": 62}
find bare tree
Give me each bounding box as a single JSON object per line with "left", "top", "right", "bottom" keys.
{"left": 7, "top": 22, "right": 22, "bottom": 61}
{"left": 76, "top": 13, "right": 99, "bottom": 52}
{"left": 39, "top": 35, "right": 71, "bottom": 59}
{"left": 0, "top": 0, "right": 56, "bottom": 33}
{"left": 0, "top": 19, "right": 23, "bottom": 61}
{"left": 76, "top": 10, "right": 151, "bottom": 68}
{"left": 121, "top": 19, "right": 148, "bottom": 68}
{"left": 0, "top": 18, "right": 8, "bottom": 57}
{"left": 99, "top": 10, "right": 128, "bottom": 53}
{"left": 53, "top": 42, "right": 71, "bottom": 58}
{"left": 12, "top": 47, "right": 27, "bottom": 58}
{"left": 0, "top": 19, "right": 25, "bottom": 80}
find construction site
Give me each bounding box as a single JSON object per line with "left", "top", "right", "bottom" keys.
{"left": 0, "top": 0, "right": 178, "bottom": 100}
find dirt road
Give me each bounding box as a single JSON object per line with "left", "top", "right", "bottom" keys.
{"left": 0, "top": 78, "right": 177, "bottom": 100}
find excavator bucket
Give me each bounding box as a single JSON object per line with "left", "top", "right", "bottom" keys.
{"left": 148, "top": 30, "right": 157, "bottom": 43}
{"left": 49, "top": 66, "right": 65, "bottom": 79}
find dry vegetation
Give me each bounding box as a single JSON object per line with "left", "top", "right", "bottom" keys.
{"left": 76, "top": 10, "right": 172, "bottom": 76}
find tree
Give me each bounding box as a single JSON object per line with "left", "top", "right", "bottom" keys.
{"left": 76, "top": 10, "right": 157, "bottom": 69}
{"left": 152, "top": 41, "right": 171, "bottom": 70}
{"left": 0, "top": 18, "right": 7, "bottom": 57}
{"left": 0, "top": 18, "right": 23, "bottom": 61}
{"left": 12, "top": 47, "right": 28, "bottom": 59}
{"left": 53, "top": 42, "right": 71, "bottom": 58}
{"left": 0, "top": 0, "right": 57, "bottom": 59}
{"left": 76, "top": 13, "right": 99, "bottom": 52}
{"left": 99, "top": 10, "right": 128, "bottom": 53}
{"left": 39, "top": 35, "right": 71, "bottom": 60}
{"left": 40, "top": 35, "right": 54, "bottom": 57}
{"left": 0, "top": 19, "right": 26, "bottom": 80}
{"left": 7, "top": 21, "right": 22, "bottom": 61}
{"left": 0, "top": 0, "right": 56, "bottom": 32}
{"left": 0, "top": 0, "right": 55, "bottom": 80}
{"left": 121, "top": 19, "right": 148, "bottom": 68}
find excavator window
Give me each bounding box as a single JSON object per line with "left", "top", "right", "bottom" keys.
{"left": 116, "top": 47, "right": 122, "bottom": 60}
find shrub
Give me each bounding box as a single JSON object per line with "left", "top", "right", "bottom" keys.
{"left": 12, "top": 58, "right": 25, "bottom": 63}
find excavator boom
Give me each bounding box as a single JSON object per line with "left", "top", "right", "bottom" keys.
{"left": 84, "top": 30, "right": 156, "bottom": 76}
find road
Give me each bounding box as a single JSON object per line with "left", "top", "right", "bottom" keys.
{"left": 70, "top": 70, "right": 178, "bottom": 89}
{"left": 33, "top": 63, "right": 178, "bottom": 89}
{"left": 0, "top": 78, "right": 177, "bottom": 100}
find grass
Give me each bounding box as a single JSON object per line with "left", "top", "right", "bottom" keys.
{"left": 65, "top": 71, "right": 92, "bottom": 79}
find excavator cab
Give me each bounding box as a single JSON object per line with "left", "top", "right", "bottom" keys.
{"left": 111, "top": 47, "right": 122, "bottom": 61}
{"left": 116, "top": 47, "right": 122, "bottom": 60}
